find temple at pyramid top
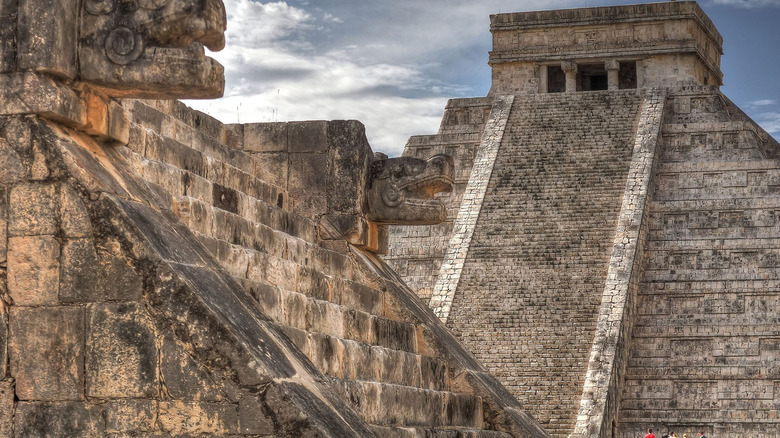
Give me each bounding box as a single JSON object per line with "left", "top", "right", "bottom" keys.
{"left": 488, "top": 1, "right": 723, "bottom": 94}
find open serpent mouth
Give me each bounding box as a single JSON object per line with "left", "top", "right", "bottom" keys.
{"left": 401, "top": 173, "right": 454, "bottom": 204}
{"left": 144, "top": 0, "right": 227, "bottom": 52}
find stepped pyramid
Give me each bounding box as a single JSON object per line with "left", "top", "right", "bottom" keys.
{"left": 386, "top": 2, "right": 780, "bottom": 437}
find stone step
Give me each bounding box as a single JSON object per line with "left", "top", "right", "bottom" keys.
{"left": 135, "top": 131, "right": 286, "bottom": 208}
{"left": 334, "top": 380, "right": 484, "bottom": 429}
{"left": 371, "top": 425, "right": 512, "bottom": 438}
{"left": 126, "top": 99, "right": 229, "bottom": 149}
{"left": 278, "top": 327, "right": 448, "bottom": 392}
{"left": 241, "top": 283, "right": 419, "bottom": 354}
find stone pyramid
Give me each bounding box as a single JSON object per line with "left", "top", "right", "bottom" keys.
{"left": 387, "top": 2, "right": 780, "bottom": 437}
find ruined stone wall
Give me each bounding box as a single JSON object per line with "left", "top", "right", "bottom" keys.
{"left": 443, "top": 91, "right": 643, "bottom": 436}
{"left": 618, "top": 88, "right": 780, "bottom": 437}
{"left": 385, "top": 98, "right": 492, "bottom": 301}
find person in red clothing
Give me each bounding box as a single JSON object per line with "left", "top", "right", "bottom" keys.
{"left": 645, "top": 428, "right": 657, "bottom": 438}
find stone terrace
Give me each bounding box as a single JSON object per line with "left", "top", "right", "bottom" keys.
{"left": 618, "top": 88, "right": 780, "bottom": 437}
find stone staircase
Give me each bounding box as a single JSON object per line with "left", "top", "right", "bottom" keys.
{"left": 385, "top": 97, "right": 493, "bottom": 301}
{"left": 441, "top": 90, "right": 645, "bottom": 436}
{"left": 117, "top": 99, "right": 536, "bottom": 437}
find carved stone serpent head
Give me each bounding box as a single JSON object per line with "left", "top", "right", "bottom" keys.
{"left": 366, "top": 153, "right": 454, "bottom": 225}
{"left": 79, "top": 0, "right": 227, "bottom": 98}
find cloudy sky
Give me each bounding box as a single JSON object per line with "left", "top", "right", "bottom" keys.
{"left": 185, "top": 0, "right": 780, "bottom": 156}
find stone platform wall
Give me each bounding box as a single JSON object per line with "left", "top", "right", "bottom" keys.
{"left": 617, "top": 87, "right": 780, "bottom": 437}
{"left": 0, "top": 91, "right": 548, "bottom": 437}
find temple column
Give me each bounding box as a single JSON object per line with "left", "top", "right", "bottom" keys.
{"left": 562, "top": 61, "right": 578, "bottom": 92}
{"left": 605, "top": 60, "right": 620, "bottom": 90}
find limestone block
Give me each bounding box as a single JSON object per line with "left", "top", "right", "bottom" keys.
{"left": 104, "top": 399, "right": 156, "bottom": 434}
{"left": 309, "top": 333, "right": 343, "bottom": 377}
{"left": 281, "top": 326, "right": 310, "bottom": 356}
{"left": 0, "top": 380, "right": 11, "bottom": 436}
{"left": 326, "top": 121, "right": 372, "bottom": 214}
{"left": 158, "top": 400, "right": 239, "bottom": 436}
{"left": 344, "top": 309, "right": 374, "bottom": 345}
{"left": 240, "top": 279, "right": 283, "bottom": 322}
{"left": 0, "top": 302, "right": 5, "bottom": 378}
{"left": 160, "top": 331, "right": 223, "bottom": 401}
{"left": 0, "top": 139, "right": 26, "bottom": 185}
{"left": 375, "top": 348, "right": 421, "bottom": 387}
{"left": 420, "top": 355, "right": 447, "bottom": 391}
{"left": 224, "top": 123, "right": 244, "bottom": 150}
{"left": 15, "top": 403, "right": 103, "bottom": 437}
{"left": 182, "top": 171, "right": 213, "bottom": 204}
{"left": 342, "top": 339, "right": 377, "bottom": 381}
{"left": 97, "top": 248, "right": 143, "bottom": 301}
{"left": 288, "top": 152, "right": 328, "bottom": 216}
{"left": 86, "top": 302, "right": 158, "bottom": 399}
{"left": 373, "top": 317, "right": 416, "bottom": 353}
{"left": 17, "top": 0, "right": 78, "bottom": 79}
{"left": 239, "top": 395, "right": 275, "bottom": 435}
{"left": 307, "top": 300, "right": 346, "bottom": 338}
{"left": 59, "top": 238, "right": 100, "bottom": 303}
{"left": 297, "top": 266, "right": 332, "bottom": 301}
{"left": 244, "top": 122, "right": 287, "bottom": 152}
{"left": 339, "top": 279, "right": 383, "bottom": 315}
{"left": 252, "top": 151, "right": 289, "bottom": 190}
{"left": 0, "top": 15, "right": 15, "bottom": 73}
{"left": 289, "top": 121, "right": 328, "bottom": 153}
{"left": 213, "top": 182, "right": 239, "bottom": 214}
{"left": 247, "top": 251, "right": 297, "bottom": 290}
{"left": 282, "top": 290, "right": 308, "bottom": 330}
{"left": 309, "top": 245, "right": 351, "bottom": 279}
{"left": 0, "top": 186, "right": 6, "bottom": 263}
{"left": 7, "top": 235, "right": 60, "bottom": 306}
{"left": 10, "top": 306, "right": 84, "bottom": 400}
{"left": 59, "top": 185, "right": 92, "bottom": 238}
{"left": 215, "top": 240, "right": 249, "bottom": 278}
{"left": 360, "top": 382, "right": 443, "bottom": 427}
{"left": 8, "top": 182, "right": 58, "bottom": 236}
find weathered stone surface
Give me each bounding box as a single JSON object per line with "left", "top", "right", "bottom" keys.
{"left": 160, "top": 331, "right": 223, "bottom": 401}
{"left": 0, "top": 186, "right": 6, "bottom": 263}
{"left": 0, "top": 302, "right": 6, "bottom": 378}
{"left": 0, "top": 380, "right": 11, "bottom": 436}
{"left": 17, "top": 0, "right": 78, "bottom": 78}
{"left": 8, "top": 182, "right": 58, "bottom": 236}
{"left": 0, "top": 139, "right": 26, "bottom": 184}
{"left": 239, "top": 395, "right": 275, "bottom": 435}
{"left": 86, "top": 302, "right": 158, "bottom": 399}
{"left": 96, "top": 245, "right": 143, "bottom": 301}
{"left": 104, "top": 399, "right": 156, "bottom": 434}
{"left": 244, "top": 122, "right": 287, "bottom": 152}
{"left": 158, "top": 400, "right": 239, "bottom": 436}
{"left": 14, "top": 402, "right": 104, "bottom": 438}
{"left": 60, "top": 183, "right": 92, "bottom": 238}
{"left": 60, "top": 238, "right": 101, "bottom": 302}
{"left": 289, "top": 121, "right": 328, "bottom": 153}
{"left": 10, "top": 306, "right": 84, "bottom": 400}
{"left": 288, "top": 152, "right": 328, "bottom": 215}
{"left": 7, "top": 235, "right": 60, "bottom": 306}
{"left": 0, "top": 15, "right": 15, "bottom": 74}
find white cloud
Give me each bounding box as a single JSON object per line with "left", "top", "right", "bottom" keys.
{"left": 708, "top": 0, "right": 780, "bottom": 7}
{"left": 187, "top": 0, "right": 779, "bottom": 155}
{"left": 750, "top": 99, "right": 777, "bottom": 106}
{"left": 756, "top": 112, "right": 780, "bottom": 136}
